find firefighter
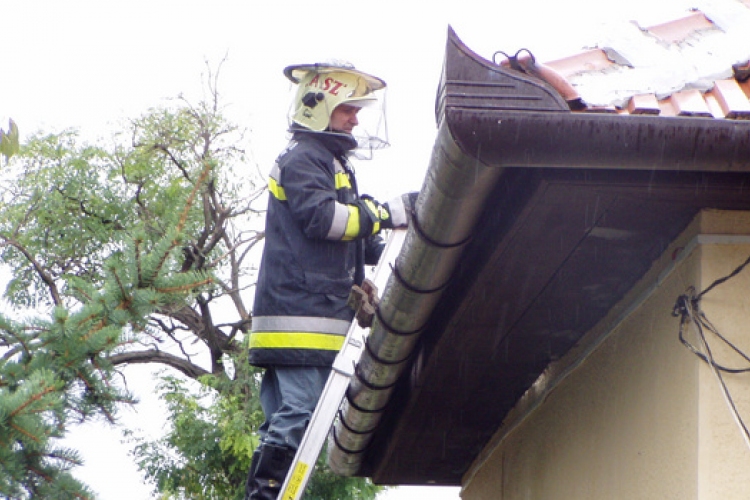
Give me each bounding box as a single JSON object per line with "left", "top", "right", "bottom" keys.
{"left": 245, "top": 62, "right": 415, "bottom": 499}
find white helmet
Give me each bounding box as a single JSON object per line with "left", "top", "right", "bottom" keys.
{"left": 284, "top": 62, "right": 387, "bottom": 133}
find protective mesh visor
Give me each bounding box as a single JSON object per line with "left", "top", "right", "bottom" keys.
{"left": 349, "top": 90, "right": 389, "bottom": 157}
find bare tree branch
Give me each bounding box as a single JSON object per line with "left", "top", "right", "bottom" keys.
{"left": 0, "top": 238, "right": 61, "bottom": 306}
{"left": 109, "top": 350, "right": 210, "bottom": 379}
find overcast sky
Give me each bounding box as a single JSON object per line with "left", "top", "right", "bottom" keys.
{"left": 2, "top": 0, "right": 702, "bottom": 498}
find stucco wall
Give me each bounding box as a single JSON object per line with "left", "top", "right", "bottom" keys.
{"left": 462, "top": 210, "right": 750, "bottom": 500}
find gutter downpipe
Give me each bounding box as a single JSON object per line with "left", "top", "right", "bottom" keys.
{"left": 328, "top": 115, "right": 504, "bottom": 475}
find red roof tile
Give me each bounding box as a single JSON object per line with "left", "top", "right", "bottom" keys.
{"left": 545, "top": 49, "right": 615, "bottom": 77}
{"left": 709, "top": 79, "right": 750, "bottom": 119}
{"left": 645, "top": 11, "right": 716, "bottom": 44}
{"left": 627, "top": 94, "right": 661, "bottom": 115}
{"left": 669, "top": 88, "right": 713, "bottom": 117}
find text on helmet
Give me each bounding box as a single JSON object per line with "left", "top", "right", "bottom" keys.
{"left": 306, "top": 75, "right": 349, "bottom": 96}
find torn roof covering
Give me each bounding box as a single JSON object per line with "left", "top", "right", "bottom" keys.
{"left": 523, "top": 1, "right": 750, "bottom": 117}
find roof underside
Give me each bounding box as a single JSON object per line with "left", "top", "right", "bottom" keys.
{"left": 366, "top": 167, "right": 750, "bottom": 484}
{"left": 355, "top": 4, "right": 750, "bottom": 486}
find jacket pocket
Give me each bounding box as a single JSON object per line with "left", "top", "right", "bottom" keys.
{"left": 302, "top": 270, "right": 352, "bottom": 299}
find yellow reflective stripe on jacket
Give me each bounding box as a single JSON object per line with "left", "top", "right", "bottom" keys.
{"left": 270, "top": 158, "right": 349, "bottom": 202}
{"left": 335, "top": 171, "right": 352, "bottom": 190}
{"left": 342, "top": 205, "right": 360, "bottom": 241}
{"left": 362, "top": 198, "right": 381, "bottom": 235}
{"left": 268, "top": 177, "right": 286, "bottom": 201}
{"left": 249, "top": 332, "right": 346, "bottom": 351}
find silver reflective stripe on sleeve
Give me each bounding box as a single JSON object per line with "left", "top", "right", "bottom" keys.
{"left": 270, "top": 162, "right": 281, "bottom": 179}
{"left": 327, "top": 202, "right": 351, "bottom": 240}
{"left": 333, "top": 158, "right": 346, "bottom": 175}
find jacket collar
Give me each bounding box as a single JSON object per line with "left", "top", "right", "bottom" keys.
{"left": 290, "top": 125, "right": 358, "bottom": 154}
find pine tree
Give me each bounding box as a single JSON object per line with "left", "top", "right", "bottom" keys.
{"left": 0, "top": 150, "right": 217, "bottom": 498}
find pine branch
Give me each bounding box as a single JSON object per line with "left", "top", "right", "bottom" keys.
{"left": 9, "top": 383, "right": 57, "bottom": 418}
{"left": 0, "top": 325, "right": 40, "bottom": 360}
{"left": 80, "top": 301, "right": 128, "bottom": 342}
{"left": 156, "top": 277, "right": 212, "bottom": 294}
{"left": 111, "top": 267, "right": 131, "bottom": 305}
{"left": 135, "top": 238, "right": 144, "bottom": 287}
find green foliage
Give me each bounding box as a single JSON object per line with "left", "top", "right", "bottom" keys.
{"left": 0, "top": 76, "right": 376, "bottom": 498}
{"left": 0, "top": 217, "right": 213, "bottom": 497}
{"left": 129, "top": 372, "right": 257, "bottom": 500}
{"left": 130, "top": 360, "right": 383, "bottom": 500}
{"left": 0, "top": 315, "right": 111, "bottom": 499}
{"left": 0, "top": 118, "right": 19, "bottom": 160}
{"left": 0, "top": 92, "right": 238, "bottom": 496}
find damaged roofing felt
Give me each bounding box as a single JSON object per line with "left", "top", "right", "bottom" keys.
{"left": 329, "top": 0, "right": 750, "bottom": 487}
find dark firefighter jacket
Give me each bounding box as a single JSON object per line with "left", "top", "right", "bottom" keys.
{"left": 248, "top": 129, "right": 385, "bottom": 368}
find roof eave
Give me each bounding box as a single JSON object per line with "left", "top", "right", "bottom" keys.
{"left": 329, "top": 25, "right": 750, "bottom": 480}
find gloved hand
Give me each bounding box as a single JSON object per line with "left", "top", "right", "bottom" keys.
{"left": 357, "top": 192, "right": 419, "bottom": 234}
{"left": 383, "top": 191, "right": 419, "bottom": 229}
{"left": 356, "top": 195, "right": 392, "bottom": 234}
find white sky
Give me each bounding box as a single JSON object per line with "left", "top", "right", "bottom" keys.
{"left": 3, "top": 0, "right": 702, "bottom": 498}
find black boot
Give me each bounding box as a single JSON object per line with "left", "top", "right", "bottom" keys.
{"left": 244, "top": 449, "right": 260, "bottom": 498}
{"left": 245, "top": 443, "right": 296, "bottom": 500}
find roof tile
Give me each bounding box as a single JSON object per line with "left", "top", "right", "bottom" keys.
{"left": 669, "top": 89, "right": 713, "bottom": 117}
{"left": 627, "top": 94, "right": 661, "bottom": 115}
{"left": 710, "top": 79, "right": 750, "bottom": 119}
{"left": 645, "top": 11, "right": 716, "bottom": 44}
{"left": 545, "top": 49, "right": 615, "bottom": 78}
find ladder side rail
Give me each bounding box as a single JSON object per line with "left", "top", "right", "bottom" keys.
{"left": 278, "top": 229, "right": 407, "bottom": 500}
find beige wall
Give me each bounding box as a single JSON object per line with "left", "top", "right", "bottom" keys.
{"left": 462, "top": 210, "right": 750, "bottom": 500}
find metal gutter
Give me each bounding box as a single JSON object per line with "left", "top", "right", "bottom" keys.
{"left": 328, "top": 115, "right": 504, "bottom": 475}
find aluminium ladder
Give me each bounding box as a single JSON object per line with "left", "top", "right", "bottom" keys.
{"left": 278, "top": 228, "right": 407, "bottom": 500}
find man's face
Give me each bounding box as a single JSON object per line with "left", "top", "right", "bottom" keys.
{"left": 329, "top": 104, "right": 360, "bottom": 134}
